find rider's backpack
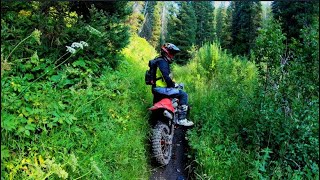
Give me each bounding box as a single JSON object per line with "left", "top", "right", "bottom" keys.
{"left": 145, "top": 57, "right": 162, "bottom": 85}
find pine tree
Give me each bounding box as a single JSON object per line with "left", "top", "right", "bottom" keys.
{"left": 230, "top": 2, "right": 262, "bottom": 56}
{"left": 192, "top": 1, "right": 215, "bottom": 46}
{"left": 272, "top": 1, "right": 319, "bottom": 41}
{"left": 167, "top": 2, "right": 196, "bottom": 65}
{"left": 127, "top": 1, "right": 145, "bottom": 34}
{"left": 139, "top": 2, "right": 156, "bottom": 43}
{"left": 159, "top": 2, "right": 169, "bottom": 46}
{"left": 67, "top": 1, "right": 131, "bottom": 68}
{"left": 222, "top": 2, "right": 234, "bottom": 51}
{"left": 215, "top": 3, "right": 227, "bottom": 45}
{"left": 138, "top": 1, "right": 163, "bottom": 49}
{"left": 149, "top": 2, "right": 162, "bottom": 49}
{"left": 166, "top": 2, "right": 179, "bottom": 44}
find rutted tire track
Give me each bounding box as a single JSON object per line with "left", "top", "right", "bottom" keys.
{"left": 150, "top": 126, "right": 192, "bottom": 180}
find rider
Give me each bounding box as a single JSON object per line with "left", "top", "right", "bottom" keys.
{"left": 152, "top": 43, "right": 194, "bottom": 127}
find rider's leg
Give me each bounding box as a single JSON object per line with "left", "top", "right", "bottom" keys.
{"left": 152, "top": 88, "right": 194, "bottom": 126}
{"left": 172, "top": 90, "right": 194, "bottom": 126}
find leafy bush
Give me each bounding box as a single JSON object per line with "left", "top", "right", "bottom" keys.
{"left": 174, "top": 43, "right": 260, "bottom": 178}
{"left": 174, "top": 20, "right": 318, "bottom": 178}
{"left": 1, "top": 1, "right": 154, "bottom": 179}
{"left": 250, "top": 16, "right": 319, "bottom": 179}
{"left": 1, "top": 1, "right": 130, "bottom": 81}
{"left": 1, "top": 34, "right": 157, "bottom": 179}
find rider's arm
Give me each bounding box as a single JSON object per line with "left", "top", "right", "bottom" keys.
{"left": 158, "top": 60, "right": 175, "bottom": 88}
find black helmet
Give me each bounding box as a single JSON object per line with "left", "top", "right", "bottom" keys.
{"left": 161, "top": 43, "right": 180, "bottom": 62}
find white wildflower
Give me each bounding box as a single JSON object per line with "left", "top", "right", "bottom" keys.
{"left": 66, "top": 46, "right": 76, "bottom": 54}
{"left": 71, "top": 42, "right": 83, "bottom": 49}
{"left": 80, "top": 41, "right": 88, "bottom": 47}
{"left": 66, "top": 41, "right": 88, "bottom": 54}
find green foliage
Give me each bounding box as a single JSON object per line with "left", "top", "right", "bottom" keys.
{"left": 167, "top": 2, "right": 197, "bottom": 65}
{"left": 192, "top": 1, "right": 215, "bottom": 46}
{"left": 1, "top": 1, "right": 130, "bottom": 79}
{"left": 192, "top": 43, "right": 220, "bottom": 80}
{"left": 250, "top": 12, "right": 319, "bottom": 179}
{"left": 73, "top": 4, "right": 130, "bottom": 69}
{"left": 220, "top": 2, "right": 234, "bottom": 51}
{"left": 272, "top": 1, "right": 319, "bottom": 41}
{"left": 215, "top": 3, "right": 227, "bottom": 45}
{"left": 1, "top": 34, "right": 157, "bottom": 179}
{"left": 127, "top": 2, "right": 145, "bottom": 34}
{"left": 138, "top": 1, "right": 162, "bottom": 49}
{"left": 174, "top": 43, "right": 260, "bottom": 178}
{"left": 1, "top": 1, "right": 154, "bottom": 178}
{"left": 149, "top": 2, "right": 162, "bottom": 49}
{"left": 230, "top": 2, "right": 262, "bottom": 56}
{"left": 251, "top": 17, "right": 286, "bottom": 73}
{"left": 174, "top": 18, "right": 319, "bottom": 177}
{"left": 1, "top": 1, "right": 318, "bottom": 179}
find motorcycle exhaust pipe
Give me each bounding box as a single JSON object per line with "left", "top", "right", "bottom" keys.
{"left": 163, "top": 110, "right": 173, "bottom": 119}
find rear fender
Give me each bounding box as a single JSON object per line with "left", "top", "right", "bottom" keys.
{"left": 148, "top": 98, "right": 174, "bottom": 113}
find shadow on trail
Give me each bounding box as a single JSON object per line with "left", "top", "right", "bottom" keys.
{"left": 149, "top": 126, "right": 194, "bottom": 180}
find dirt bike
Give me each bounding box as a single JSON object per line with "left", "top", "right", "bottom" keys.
{"left": 148, "top": 97, "right": 180, "bottom": 165}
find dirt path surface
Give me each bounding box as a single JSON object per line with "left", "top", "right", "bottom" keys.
{"left": 150, "top": 126, "right": 192, "bottom": 180}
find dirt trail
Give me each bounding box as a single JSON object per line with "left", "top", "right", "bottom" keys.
{"left": 150, "top": 126, "right": 192, "bottom": 180}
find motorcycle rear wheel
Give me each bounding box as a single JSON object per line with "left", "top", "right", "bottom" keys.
{"left": 151, "top": 122, "right": 173, "bottom": 165}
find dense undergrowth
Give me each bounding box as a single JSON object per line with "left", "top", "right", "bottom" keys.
{"left": 1, "top": 2, "right": 156, "bottom": 179}
{"left": 174, "top": 44, "right": 260, "bottom": 179}
{"left": 1, "top": 1, "right": 319, "bottom": 180}
{"left": 173, "top": 17, "right": 319, "bottom": 179}
{"left": 1, "top": 22, "right": 156, "bottom": 180}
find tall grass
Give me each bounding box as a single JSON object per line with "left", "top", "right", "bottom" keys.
{"left": 1, "top": 35, "right": 157, "bottom": 179}
{"left": 174, "top": 43, "right": 260, "bottom": 179}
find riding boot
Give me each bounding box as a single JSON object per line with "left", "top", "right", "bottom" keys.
{"left": 177, "top": 105, "right": 194, "bottom": 126}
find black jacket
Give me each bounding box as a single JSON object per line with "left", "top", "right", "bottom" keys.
{"left": 156, "top": 56, "right": 175, "bottom": 88}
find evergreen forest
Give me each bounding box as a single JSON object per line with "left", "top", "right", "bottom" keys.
{"left": 1, "top": 1, "right": 319, "bottom": 179}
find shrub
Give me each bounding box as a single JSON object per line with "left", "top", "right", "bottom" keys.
{"left": 174, "top": 43, "right": 260, "bottom": 178}
{"left": 1, "top": 2, "right": 152, "bottom": 179}
{"left": 250, "top": 15, "right": 319, "bottom": 178}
